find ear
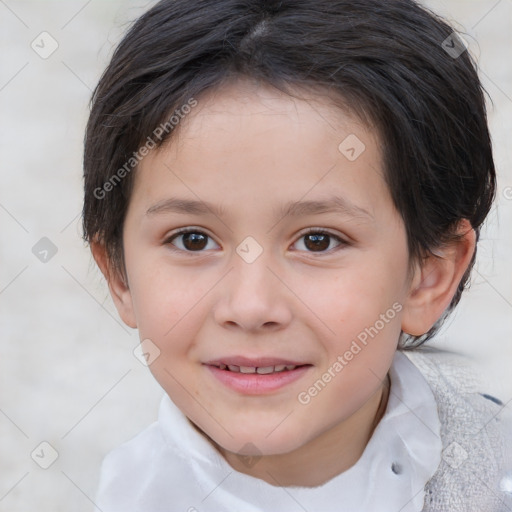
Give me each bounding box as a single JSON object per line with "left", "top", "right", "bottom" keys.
{"left": 401, "top": 219, "right": 476, "bottom": 336}
{"left": 90, "top": 240, "right": 137, "bottom": 329}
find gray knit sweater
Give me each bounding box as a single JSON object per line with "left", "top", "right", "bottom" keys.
{"left": 402, "top": 348, "right": 512, "bottom": 511}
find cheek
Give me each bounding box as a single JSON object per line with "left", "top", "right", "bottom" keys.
{"left": 299, "top": 263, "right": 404, "bottom": 333}
{"left": 294, "top": 261, "right": 405, "bottom": 394}
{"left": 127, "top": 257, "right": 214, "bottom": 354}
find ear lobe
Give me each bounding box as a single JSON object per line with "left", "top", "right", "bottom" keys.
{"left": 90, "top": 240, "right": 137, "bottom": 329}
{"left": 401, "top": 219, "right": 476, "bottom": 337}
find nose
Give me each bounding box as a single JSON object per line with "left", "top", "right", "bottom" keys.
{"left": 213, "top": 251, "right": 293, "bottom": 333}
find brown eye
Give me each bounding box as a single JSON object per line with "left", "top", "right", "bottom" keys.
{"left": 165, "top": 229, "right": 219, "bottom": 253}
{"left": 304, "top": 233, "right": 330, "bottom": 252}
{"left": 293, "top": 230, "right": 347, "bottom": 254}
{"left": 181, "top": 232, "right": 208, "bottom": 251}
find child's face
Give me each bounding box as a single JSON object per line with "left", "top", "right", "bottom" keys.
{"left": 115, "top": 79, "right": 415, "bottom": 458}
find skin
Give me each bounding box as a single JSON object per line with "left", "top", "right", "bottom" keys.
{"left": 92, "top": 78, "right": 476, "bottom": 487}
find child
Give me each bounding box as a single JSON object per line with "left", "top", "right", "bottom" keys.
{"left": 82, "top": 0, "right": 512, "bottom": 510}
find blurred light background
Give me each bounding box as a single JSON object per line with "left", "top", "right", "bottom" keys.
{"left": 0, "top": 0, "right": 511, "bottom": 510}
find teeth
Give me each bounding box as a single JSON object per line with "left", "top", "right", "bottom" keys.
{"left": 218, "top": 364, "right": 299, "bottom": 373}
{"left": 239, "top": 366, "right": 256, "bottom": 374}
{"left": 256, "top": 366, "right": 275, "bottom": 374}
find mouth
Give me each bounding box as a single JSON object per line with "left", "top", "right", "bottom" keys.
{"left": 203, "top": 357, "right": 313, "bottom": 394}
{"left": 209, "top": 363, "right": 308, "bottom": 374}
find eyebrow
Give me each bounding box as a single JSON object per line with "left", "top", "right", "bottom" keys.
{"left": 146, "top": 196, "right": 373, "bottom": 221}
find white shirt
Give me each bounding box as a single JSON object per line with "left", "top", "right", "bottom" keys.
{"left": 95, "top": 350, "right": 442, "bottom": 512}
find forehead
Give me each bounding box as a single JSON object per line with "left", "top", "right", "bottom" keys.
{"left": 173, "top": 79, "right": 373, "bottom": 148}
{"left": 130, "top": 79, "right": 392, "bottom": 226}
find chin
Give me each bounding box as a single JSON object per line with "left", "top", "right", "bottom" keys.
{"left": 211, "top": 427, "right": 307, "bottom": 457}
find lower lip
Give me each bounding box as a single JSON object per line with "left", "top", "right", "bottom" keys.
{"left": 204, "top": 365, "right": 311, "bottom": 395}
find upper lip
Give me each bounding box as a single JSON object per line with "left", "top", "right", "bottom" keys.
{"left": 203, "top": 356, "right": 310, "bottom": 367}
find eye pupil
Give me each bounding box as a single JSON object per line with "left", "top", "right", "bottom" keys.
{"left": 305, "top": 234, "right": 329, "bottom": 252}
{"left": 183, "top": 232, "right": 207, "bottom": 251}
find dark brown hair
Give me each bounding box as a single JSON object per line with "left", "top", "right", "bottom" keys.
{"left": 82, "top": 0, "right": 496, "bottom": 348}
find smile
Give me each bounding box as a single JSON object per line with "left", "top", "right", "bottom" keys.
{"left": 204, "top": 361, "right": 312, "bottom": 395}
{"left": 211, "top": 363, "right": 303, "bottom": 374}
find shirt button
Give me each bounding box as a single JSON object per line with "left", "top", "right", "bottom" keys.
{"left": 391, "top": 462, "right": 403, "bottom": 475}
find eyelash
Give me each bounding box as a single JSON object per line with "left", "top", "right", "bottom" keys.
{"left": 163, "top": 227, "right": 350, "bottom": 256}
